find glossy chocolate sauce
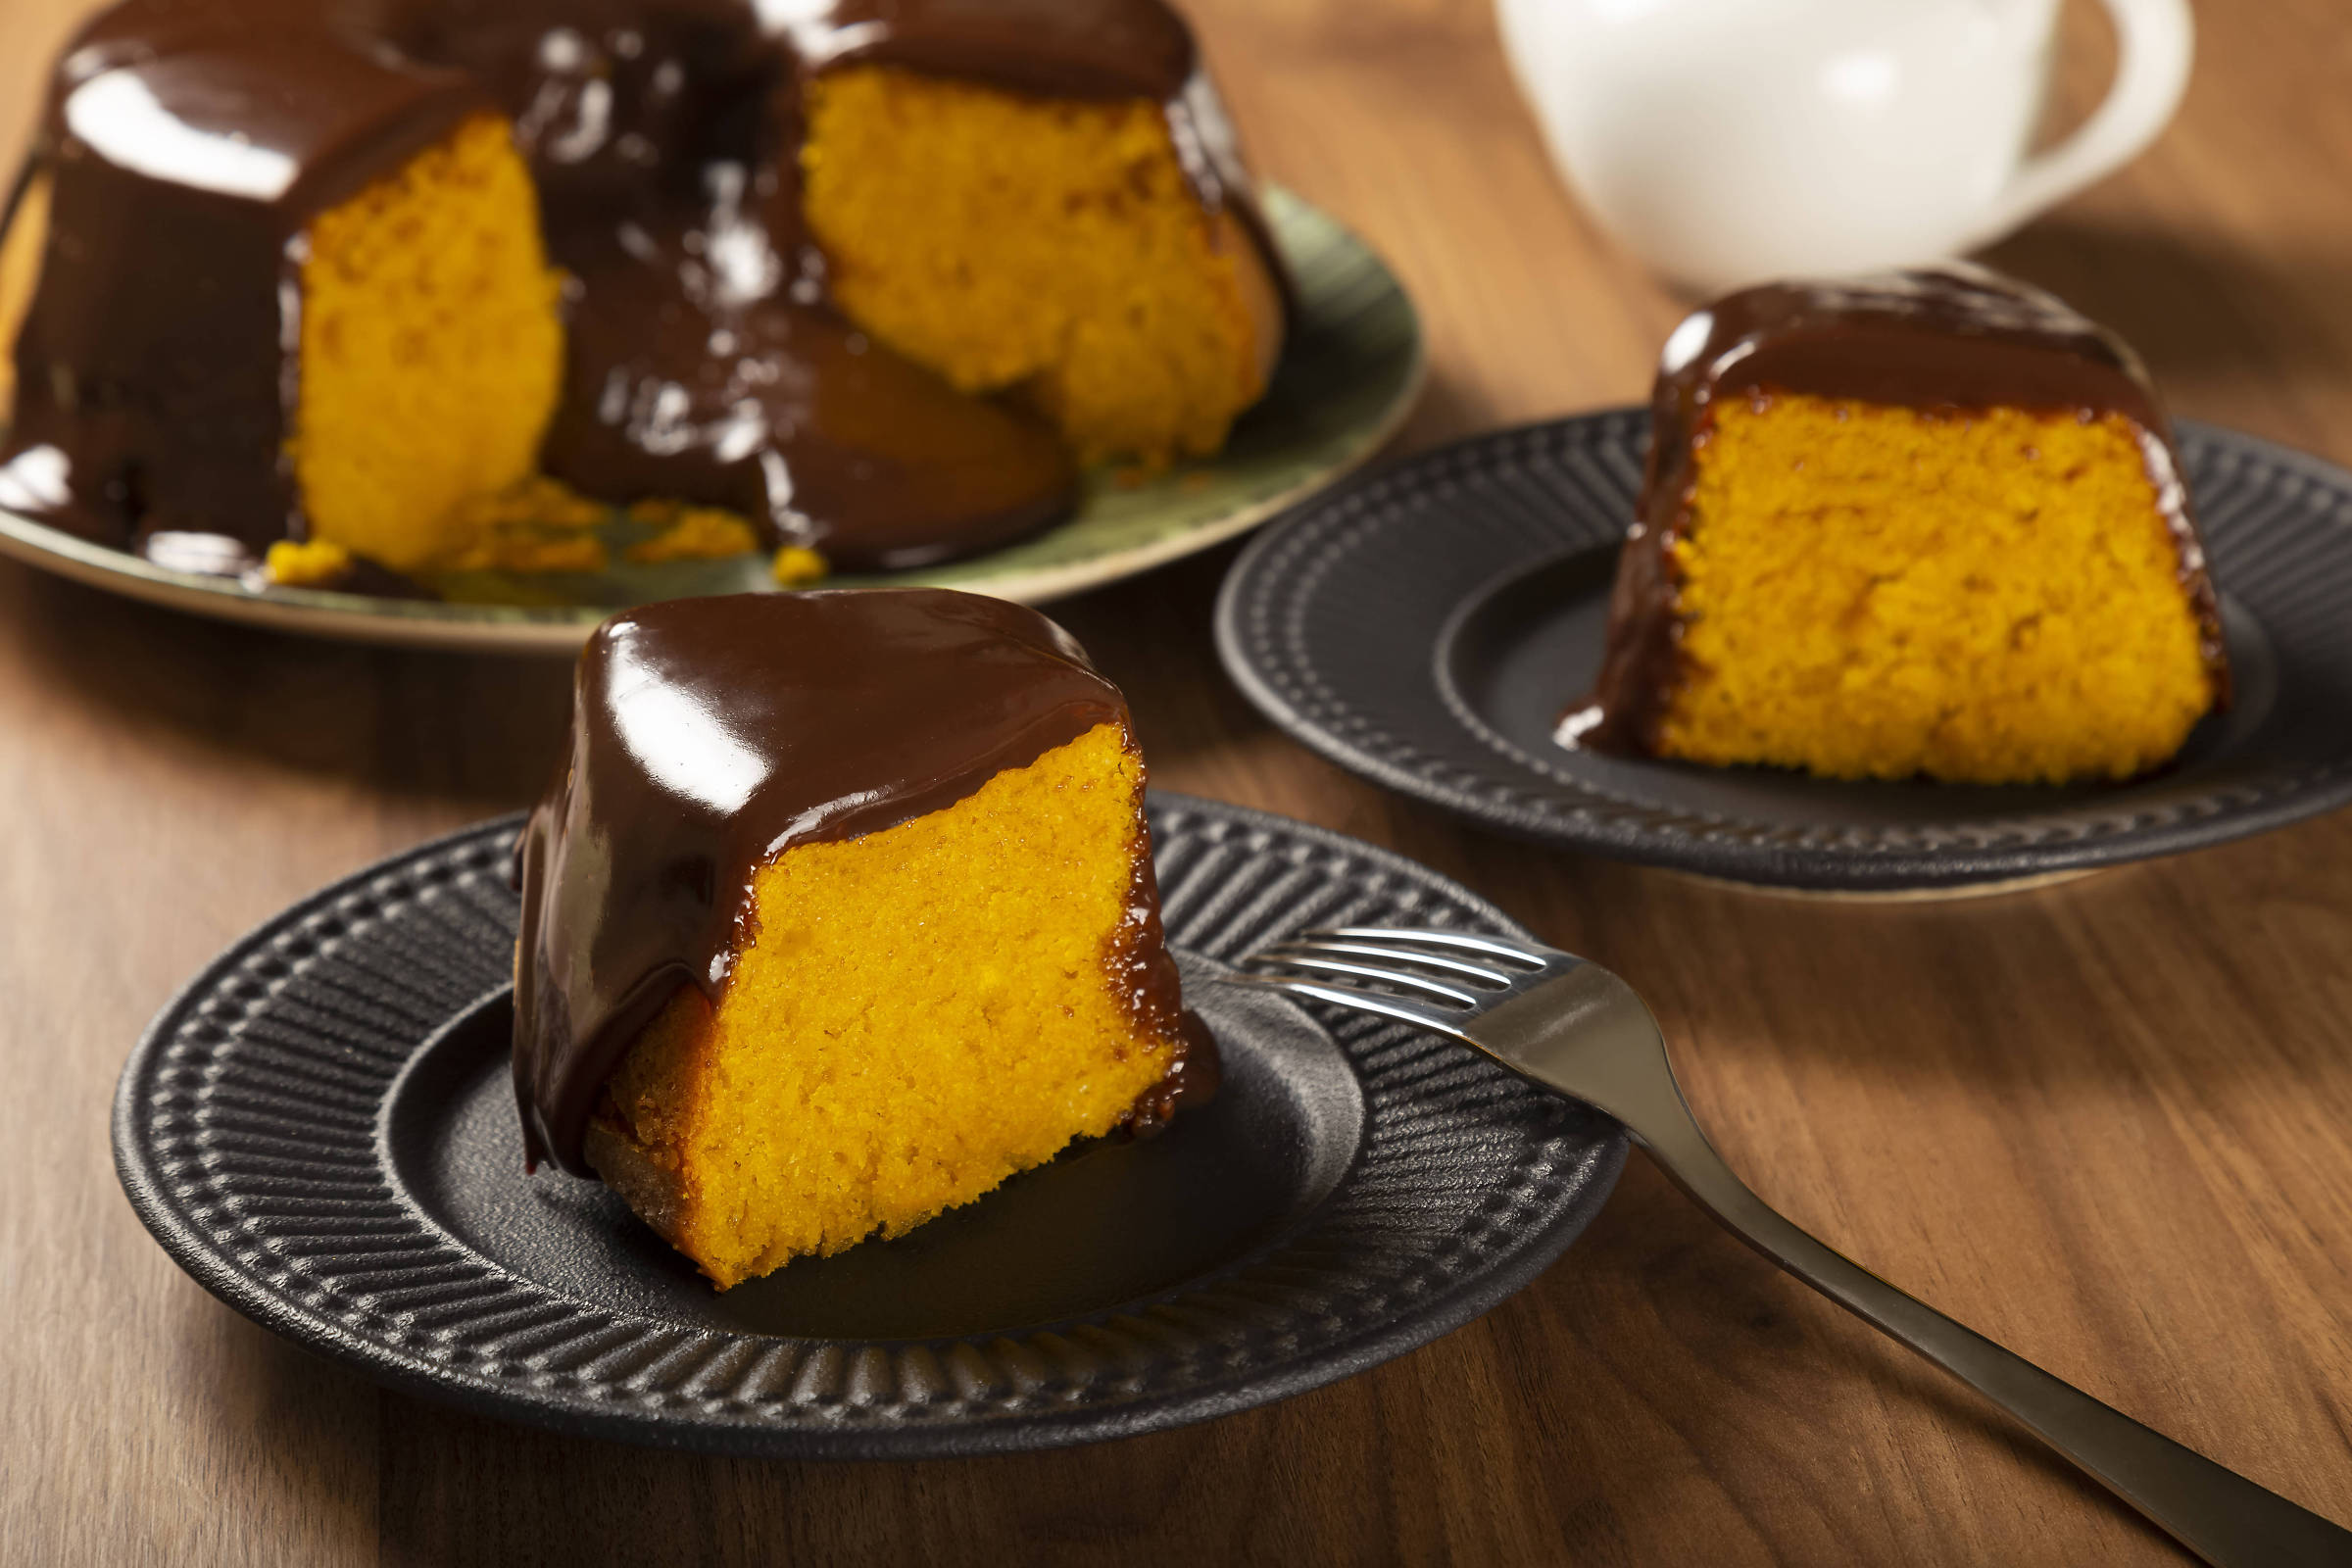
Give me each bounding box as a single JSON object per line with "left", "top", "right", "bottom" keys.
{"left": 541, "top": 211, "right": 1076, "bottom": 570}
{"left": 0, "top": 0, "right": 1276, "bottom": 573}
{"left": 1569, "top": 265, "right": 2230, "bottom": 756}
{"left": 512, "top": 589, "right": 1211, "bottom": 1176}
{"left": 0, "top": 0, "right": 486, "bottom": 554}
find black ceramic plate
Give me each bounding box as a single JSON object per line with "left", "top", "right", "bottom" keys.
{"left": 1215, "top": 409, "right": 2352, "bottom": 893}
{"left": 114, "top": 795, "right": 1623, "bottom": 1456}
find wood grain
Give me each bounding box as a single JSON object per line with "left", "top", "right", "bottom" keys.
{"left": 4, "top": 1, "right": 2350, "bottom": 1563}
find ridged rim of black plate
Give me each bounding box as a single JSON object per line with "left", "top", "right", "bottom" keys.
{"left": 113, "top": 795, "right": 1624, "bottom": 1456}
{"left": 1214, "top": 409, "right": 2352, "bottom": 891}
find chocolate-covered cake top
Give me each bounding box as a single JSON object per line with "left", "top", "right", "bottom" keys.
{"left": 1649, "top": 265, "right": 2168, "bottom": 429}
{"left": 786, "top": 0, "right": 1195, "bottom": 101}
{"left": 511, "top": 589, "right": 1197, "bottom": 1173}
{"left": 62, "top": 2, "right": 488, "bottom": 213}
{"left": 1572, "top": 265, "right": 2225, "bottom": 756}
{"left": 0, "top": 0, "right": 1265, "bottom": 572}
{"left": 0, "top": 1, "right": 488, "bottom": 548}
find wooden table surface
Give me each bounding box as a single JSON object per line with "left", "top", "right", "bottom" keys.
{"left": 5, "top": 1, "right": 2351, "bottom": 1562}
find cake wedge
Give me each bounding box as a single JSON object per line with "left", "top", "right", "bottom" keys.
{"left": 1569, "top": 266, "right": 2228, "bottom": 786}
{"left": 513, "top": 589, "right": 1212, "bottom": 1289}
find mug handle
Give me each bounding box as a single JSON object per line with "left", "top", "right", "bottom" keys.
{"left": 1969, "top": 0, "right": 2194, "bottom": 246}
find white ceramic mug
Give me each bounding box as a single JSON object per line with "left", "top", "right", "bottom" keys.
{"left": 1494, "top": 0, "right": 2193, "bottom": 293}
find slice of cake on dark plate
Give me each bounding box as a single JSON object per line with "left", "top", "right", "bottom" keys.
{"left": 513, "top": 589, "right": 1214, "bottom": 1290}
{"left": 1567, "top": 265, "right": 2229, "bottom": 786}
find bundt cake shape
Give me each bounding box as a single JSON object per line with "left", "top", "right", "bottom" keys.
{"left": 0, "top": 0, "right": 1284, "bottom": 585}
{"left": 1566, "top": 266, "right": 2228, "bottom": 786}
{"left": 512, "top": 589, "right": 1215, "bottom": 1290}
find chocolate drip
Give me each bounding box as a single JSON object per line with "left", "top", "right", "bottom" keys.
{"left": 540, "top": 205, "right": 1077, "bottom": 572}
{"left": 1573, "top": 265, "right": 2230, "bottom": 755}
{"left": 0, "top": 0, "right": 485, "bottom": 552}
{"left": 512, "top": 589, "right": 1208, "bottom": 1175}
{"left": 1, "top": 0, "right": 1280, "bottom": 574}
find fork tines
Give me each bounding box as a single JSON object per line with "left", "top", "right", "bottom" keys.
{"left": 1223, "top": 926, "right": 1559, "bottom": 1036}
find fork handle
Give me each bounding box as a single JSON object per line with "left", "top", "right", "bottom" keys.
{"left": 1633, "top": 1107, "right": 2352, "bottom": 1566}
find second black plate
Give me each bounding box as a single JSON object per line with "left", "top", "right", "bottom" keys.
{"left": 1216, "top": 409, "right": 2352, "bottom": 893}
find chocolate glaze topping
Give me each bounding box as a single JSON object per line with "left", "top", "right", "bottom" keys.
{"left": 1, "top": 0, "right": 1275, "bottom": 574}
{"left": 1572, "top": 265, "right": 2230, "bottom": 756}
{"left": 512, "top": 589, "right": 1211, "bottom": 1175}
{"left": 542, "top": 213, "right": 1077, "bottom": 570}
{"left": 1, "top": 1, "right": 486, "bottom": 552}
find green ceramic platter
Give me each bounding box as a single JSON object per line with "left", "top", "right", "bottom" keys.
{"left": 0, "top": 187, "right": 1421, "bottom": 654}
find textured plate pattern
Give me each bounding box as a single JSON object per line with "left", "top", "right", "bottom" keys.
{"left": 1215, "top": 411, "right": 2352, "bottom": 891}
{"left": 2, "top": 188, "right": 1421, "bottom": 654}
{"left": 115, "top": 796, "right": 1622, "bottom": 1456}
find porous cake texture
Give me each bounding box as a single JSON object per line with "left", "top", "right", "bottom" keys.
{"left": 1661, "top": 396, "right": 2215, "bottom": 783}
{"left": 0, "top": 174, "right": 47, "bottom": 418}
{"left": 588, "top": 722, "right": 1177, "bottom": 1288}
{"left": 0, "top": 11, "right": 509, "bottom": 554}
{"left": 803, "top": 65, "right": 1283, "bottom": 468}
{"left": 1574, "top": 267, "right": 2227, "bottom": 786}
{"left": 293, "top": 115, "right": 563, "bottom": 572}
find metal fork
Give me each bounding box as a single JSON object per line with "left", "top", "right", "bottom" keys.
{"left": 1226, "top": 927, "right": 2352, "bottom": 1567}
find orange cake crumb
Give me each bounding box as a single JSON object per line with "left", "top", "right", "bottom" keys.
{"left": 621, "top": 501, "right": 763, "bottom": 564}
{"left": 262, "top": 538, "right": 354, "bottom": 587}
{"left": 584, "top": 721, "right": 1175, "bottom": 1289}
{"left": 292, "top": 115, "right": 564, "bottom": 572}
{"left": 801, "top": 65, "right": 1282, "bottom": 469}
{"left": 1657, "top": 395, "right": 2215, "bottom": 784}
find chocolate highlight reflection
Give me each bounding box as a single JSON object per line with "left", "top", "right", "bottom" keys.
{"left": 0, "top": 0, "right": 1282, "bottom": 581}
{"left": 512, "top": 590, "right": 1213, "bottom": 1286}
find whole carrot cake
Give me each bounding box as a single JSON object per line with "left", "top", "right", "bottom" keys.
{"left": 0, "top": 0, "right": 1283, "bottom": 585}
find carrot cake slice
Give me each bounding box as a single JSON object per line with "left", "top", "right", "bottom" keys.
{"left": 513, "top": 589, "right": 1212, "bottom": 1289}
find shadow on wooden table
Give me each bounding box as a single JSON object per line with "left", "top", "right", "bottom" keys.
{"left": 0, "top": 511, "right": 1278, "bottom": 810}
{"left": 330, "top": 1154, "right": 2124, "bottom": 1568}
{"left": 1988, "top": 217, "right": 2352, "bottom": 389}
{"left": 2, "top": 560, "right": 575, "bottom": 813}
{"left": 169, "top": 1295, "right": 380, "bottom": 1561}
{"left": 1428, "top": 807, "right": 2352, "bottom": 1096}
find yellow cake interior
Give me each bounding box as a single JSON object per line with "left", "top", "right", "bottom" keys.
{"left": 584, "top": 720, "right": 1179, "bottom": 1290}
{"left": 0, "top": 172, "right": 49, "bottom": 420}
{"left": 1658, "top": 394, "right": 2216, "bottom": 784}
{"left": 291, "top": 113, "right": 564, "bottom": 572}
{"left": 800, "top": 64, "right": 1282, "bottom": 469}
